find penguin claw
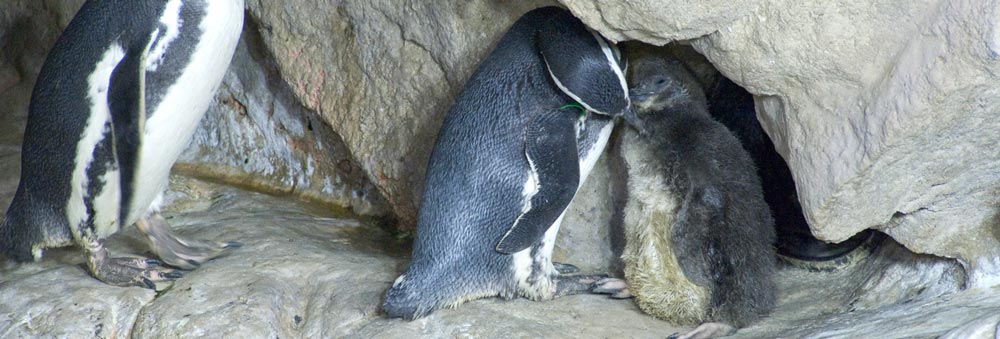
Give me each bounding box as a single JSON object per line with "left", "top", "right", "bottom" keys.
{"left": 669, "top": 322, "right": 737, "bottom": 339}
{"left": 552, "top": 262, "right": 580, "bottom": 274}
{"left": 591, "top": 277, "right": 632, "bottom": 299}
{"left": 555, "top": 274, "right": 609, "bottom": 297}
{"left": 86, "top": 250, "right": 181, "bottom": 291}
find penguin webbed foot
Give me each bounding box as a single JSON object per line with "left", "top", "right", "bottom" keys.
{"left": 137, "top": 213, "right": 241, "bottom": 270}
{"left": 554, "top": 273, "right": 608, "bottom": 297}
{"left": 85, "top": 243, "right": 182, "bottom": 291}
{"left": 591, "top": 277, "right": 632, "bottom": 299}
{"left": 667, "top": 322, "right": 737, "bottom": 339}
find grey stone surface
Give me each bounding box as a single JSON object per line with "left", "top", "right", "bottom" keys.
{"left": 558, "top": 0, "right": 762, "bottom": 44}
{"left": 555, "top": 154, "right": 625, "bottom": 275}
{"left": 243, "top": 0, "right": 553, "bottom": 229}
{"left": 563, "top": 0, "right": 1000, "bottom": 286}
{"left": 176, "top": 25, "right": 388, "bottom": 217}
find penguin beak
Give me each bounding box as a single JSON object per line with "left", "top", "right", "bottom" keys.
{"left": 622, "top": 105, "right": 648, "bottom": 136}
{"left": 624, "top": 88, "right": 650, "bottom": 135}
{"left": 629, "top": 90, "right": 652, "bottom": 105}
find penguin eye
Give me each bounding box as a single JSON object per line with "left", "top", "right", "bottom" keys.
{"left": 655, "top": 78, "right": 667, "bottom": 85}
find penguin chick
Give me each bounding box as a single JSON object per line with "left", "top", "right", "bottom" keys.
{"left": 382, "top": 6, "right": 629, "bottom": 320}
{"left": 599, "top": 55, "right": 777, "bottom": 339}
{"left": 0, "top": 0, "right": 244, "bottom": 290}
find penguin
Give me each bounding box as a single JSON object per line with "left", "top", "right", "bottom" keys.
{"left": 383, "top": 6, "right": 630, "bottom": 319}
{"left": 595, "top": 55, "right": 777, "bottom": 339}
{"left": 0, "top": 0, "right": 244, "bottom": 290}
{"left": 706, "top": 77, "right": 875, "bottom": 268}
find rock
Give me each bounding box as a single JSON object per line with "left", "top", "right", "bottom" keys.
{"left": 243, "top": 0, "right": 552, "bottom": 228}
{"left": 562, "top": 0, "right": 1000, "bottom": 285}
{"left": 554, "top": 154, "right": 626, "bottom": 275}
{"left": 175, "top": 22, "right": 389, "bottom": 218}
{"left": 0, "top": 0, "right": 86, "bottom": 148}
{"left": 558, "top": 0, "right": 762, "bottom": 44}
{"left": 0, "top": 250, "right": 155, "bottom": 338}
{"left": 939, "top": 314, "right": 1000, "bottom": 339}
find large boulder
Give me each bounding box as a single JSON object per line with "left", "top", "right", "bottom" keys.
{"left": 561, "top": 0, "right": 1000, "bottom": 285}
{"left": 175, "top": 24, "right": 389, "bottom": 218}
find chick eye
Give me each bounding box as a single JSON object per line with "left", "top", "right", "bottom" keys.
{"left": 655, "top": 78, "right": 667, "bottom": 85}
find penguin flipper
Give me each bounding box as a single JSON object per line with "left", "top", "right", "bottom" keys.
{"left": 672, "top": 185, "right": 726, "bottom": 287}
{"left": 496, "top": 111, "right": 580, "bottom": 254}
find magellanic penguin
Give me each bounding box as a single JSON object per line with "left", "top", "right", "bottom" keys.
{"left": 598, "top": 55, "right": 777, "bottom": 339}
{"left": 0, "top": 0, "right": 244, "bottom": 289}
{"left": 383, "top": 6, "right": 630, "bottom": 319}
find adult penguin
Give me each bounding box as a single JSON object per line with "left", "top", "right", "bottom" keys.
{"left": 383, "top": 6, "right": 630, "bottom": 319}
{"left": 0, "top": 0, "right": 244, "bottom": 289}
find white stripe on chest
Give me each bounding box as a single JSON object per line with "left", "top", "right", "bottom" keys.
{"left": 67, "top": 44, "right": 125, "bottom": 239}
{"left": 125, "top": 0, "right": 244, "bottom": 224}
{"left": 145, "top": 0, "right": 183, "bottom": 72}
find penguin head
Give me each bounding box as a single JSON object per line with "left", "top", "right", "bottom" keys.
{"left": 624, "top": 56, "right": 708, "bottom": 134}
{"left": 537, "top": 24, "right": 630, "bottom": 117}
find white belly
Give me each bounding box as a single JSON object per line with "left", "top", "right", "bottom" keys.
{"left": 126, "top": 0, "right": 244, "bottom": 224}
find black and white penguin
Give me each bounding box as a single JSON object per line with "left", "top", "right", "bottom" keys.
{"left": 383, "top": 6, "right": 629, "bottom": 319}
{"left": 0, "top": 0, "right": 244, "bottom": 289}
{"left": 598, "top": 55, "right": 776, "bottom": 339}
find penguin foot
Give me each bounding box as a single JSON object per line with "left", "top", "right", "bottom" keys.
{"left": 552, "top": 262, "right": 580, "bottom": 274}
{"left": 591, "top": 277, "right": 632, "bottom": 299}
{"left": 555, "top": 274, "right": 608, "bottom": 297}
{"left": 667, "top": 322, "right": 736, "bottom": 339}
{"left": 85, "top": 242, "right": 182, "bottom": 291}
{"left": 137, "top": 213, "right": 241, "bottom": 270}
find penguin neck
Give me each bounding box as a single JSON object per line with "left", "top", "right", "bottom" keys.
{"left": 646, "top": 91, "right": 711, "bottom": 125}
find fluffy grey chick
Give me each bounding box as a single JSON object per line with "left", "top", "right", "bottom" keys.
{"left": 601, "top": 55, "right": 777, "bottom": 339}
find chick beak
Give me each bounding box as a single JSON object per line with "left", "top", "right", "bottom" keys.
{"left": 621, "top": 105, "right": 648, "bottom": 136}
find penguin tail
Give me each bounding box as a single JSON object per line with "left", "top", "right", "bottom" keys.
{"left": 0, "top": 211, "right": 40, "bottom": 262}
{"left": 0, "top": 194, "right": 71, "bottom": 262}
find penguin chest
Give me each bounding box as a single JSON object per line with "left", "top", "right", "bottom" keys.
{"left": 67, "top": 44, "right": 128, "bottom": 239}
{"left": 619, "top": 130, "right": 711, "bottom": 324}
{"left": 125, "top": 0, "right": 244, "bottom": 223}
{"left": 575, "top": 117, "right": 614, "bottom": 186}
